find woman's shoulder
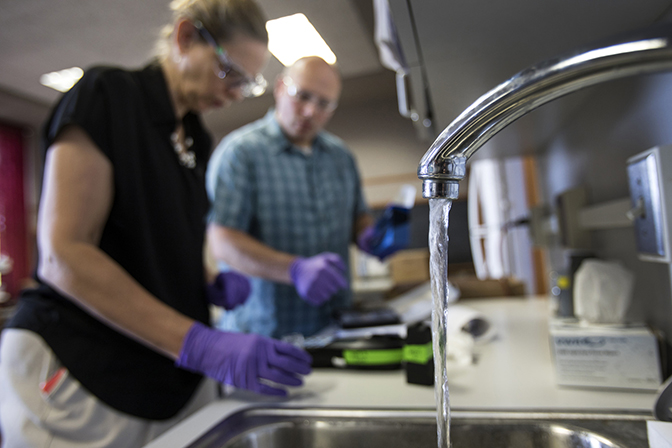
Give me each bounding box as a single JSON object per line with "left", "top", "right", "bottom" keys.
{"left": 68, "top": 66, "right": 152, "bottom": 102}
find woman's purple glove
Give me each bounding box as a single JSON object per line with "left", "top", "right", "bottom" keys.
{"left": 176, "top": 322, "right": 312, "bottom": 396}
{"left": 289, "top": 253, "right": 348, "bottom": 306}
{"left": 206, "top": 272, "right": 251, "bottom": 310}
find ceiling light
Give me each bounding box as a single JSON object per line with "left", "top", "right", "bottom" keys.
{"left": 39, "top": 67, "right": 84, "bottom": 92}
{"left": 266, "top": 13, "right": 337, "bottom": 66}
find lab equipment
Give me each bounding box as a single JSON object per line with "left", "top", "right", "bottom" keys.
{"left": 358, "top": 185, "right": 415, "bottom": 260}
{"left": 308, "top": 335, "right": 404, "bottom": 370}
{"left": 404, "top": 321, "right": 434, "bottom": 386}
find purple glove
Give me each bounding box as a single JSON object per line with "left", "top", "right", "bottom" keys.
{"left": 176, "top": 322, "right": 312, "bottom": 396}
{"left": 289, "top": 253, "right": 348, "bottom": 306}
{"left": 357, "top": 226, "right": 378, "bottom": 254}
{"left": 205, "top": 271, "right": 251, "bottom": 310}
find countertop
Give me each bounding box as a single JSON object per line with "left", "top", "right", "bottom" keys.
{"left": 144, "top": 296, "right": 658, "bottom": 448}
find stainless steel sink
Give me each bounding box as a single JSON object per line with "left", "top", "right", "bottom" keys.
{"left": 185, "top": 408, "right": 652, "bottom": 448}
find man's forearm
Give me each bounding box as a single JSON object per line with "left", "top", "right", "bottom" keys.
{"left": 207, "top": 224, "right": 296, "bottom": 283}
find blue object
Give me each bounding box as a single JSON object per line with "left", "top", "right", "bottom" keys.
{"left": 359, "top": 205, "right": 411, "bottom": 260}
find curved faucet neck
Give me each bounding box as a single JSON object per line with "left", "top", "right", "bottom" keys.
{"left": 418, "top": 23, "right": 672, "bottom": 199}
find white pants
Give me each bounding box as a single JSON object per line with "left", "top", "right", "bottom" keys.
{"left": 0, "top": 329, "right": 217, "bottom": 448}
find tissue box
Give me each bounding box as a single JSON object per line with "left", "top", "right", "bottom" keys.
{"left": 549, "top": 319, "right": 662, "bottom": 391}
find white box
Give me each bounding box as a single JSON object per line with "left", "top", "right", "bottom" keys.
{"left": 549, "top": 319, "right": 662, "bottom": 391}
{"left": 648, "top": 421, "right": 672, "bottom": 448}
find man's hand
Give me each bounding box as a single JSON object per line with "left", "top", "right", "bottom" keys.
{"left": 289, "top": 253, "right": 348, "bottom": 306}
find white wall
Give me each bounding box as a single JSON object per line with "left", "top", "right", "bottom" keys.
{"left": 327, "top": 95, "right": 430, "bottom": 207}
{"left": 328, "top": 95, "right": 430, "bottom": 179}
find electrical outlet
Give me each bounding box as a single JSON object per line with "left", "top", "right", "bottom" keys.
{"left": 626, "top": 146, "right": 671, "bottom": 263}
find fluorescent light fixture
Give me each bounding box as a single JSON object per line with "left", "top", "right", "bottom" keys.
{"left": 266, "top": 13, "right": 336, "bottom": 66}
{"left": 40, "top": 67, "right": 84, "bottom": 92}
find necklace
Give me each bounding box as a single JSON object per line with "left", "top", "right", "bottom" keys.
{"left": 170, "top": 128, "right": 196, "bottom": 169}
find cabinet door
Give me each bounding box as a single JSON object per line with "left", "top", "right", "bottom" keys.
{"left": 401, "top": 0, "right": 672, "bottom": 143}
{"left": 386, "top": 0, "right": 436, "bottom": 141}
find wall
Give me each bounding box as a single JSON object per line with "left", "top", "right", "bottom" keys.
{"left": 0, "top": 88, "right": 49, "bottom": 230}
{"left": 530, "top": 72, "right": 672, "bottom": 361}
{"left": 327, "top": 93, "right": 430, "bottom": 207}
{"left": 329, "top": 95, "right": 429, "bottom": 179}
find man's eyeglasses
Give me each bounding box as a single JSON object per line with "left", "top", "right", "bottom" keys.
{"left": 282, "top": 77, "right": 338, "bottom": 113}
{"left": 193, "top": 20, "right": 267, "bottom": 98}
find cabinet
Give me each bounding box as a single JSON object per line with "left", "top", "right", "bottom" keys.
{"left": 385, "top": 0, "right": 672, "bottom": 153}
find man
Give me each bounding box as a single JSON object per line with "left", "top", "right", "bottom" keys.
{"left": 206, "top": 56, "right": 376, "bottom": 339}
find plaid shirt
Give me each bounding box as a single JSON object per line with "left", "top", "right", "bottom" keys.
{"left": 206, "top": 110, "right": 368, "bottom": 338}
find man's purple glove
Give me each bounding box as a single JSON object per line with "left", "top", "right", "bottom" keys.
{"left": 289, "top": 253, "right": 348, "bottom": 306}
{"left": 206, "top": 272, "right": 251, "bottom": 310}
{"left": 176, "top": 322, "right": 312, "bottom": 396}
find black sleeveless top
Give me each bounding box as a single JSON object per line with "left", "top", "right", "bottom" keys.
{"left": 7, "top": 62, "right": 212, "bottom": 420}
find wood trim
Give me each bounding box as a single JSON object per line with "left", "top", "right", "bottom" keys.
{"left": 522, "top": 156, "right": 549, "bottom": 295}
{"left": 523, "top": 157, "right": 541, "bottom": 207}
{"left": 362, "top": 172, "right": 423, "bottom": 187}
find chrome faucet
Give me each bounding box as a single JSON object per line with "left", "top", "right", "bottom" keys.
{"left": 417, "top": 23, "right": 672, "bottom": 199}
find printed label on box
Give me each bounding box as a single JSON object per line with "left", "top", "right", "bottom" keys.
{"left": 549, "top": 324, "right": 662, "bottom": 390}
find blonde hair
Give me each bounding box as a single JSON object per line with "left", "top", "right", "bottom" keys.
{"left": 155, "top": 0, "right": 268, "bottom": 60}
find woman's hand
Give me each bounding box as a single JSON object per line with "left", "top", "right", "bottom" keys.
{"left": 176, "top": 322, "right": 312, "bottom": 396}
{"left": 206, "top": 271, "right": 251, "bottom": 310}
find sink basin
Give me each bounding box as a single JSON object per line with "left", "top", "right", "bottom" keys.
{"left": 185, "top": 408, "right": 652, "bottom": 448}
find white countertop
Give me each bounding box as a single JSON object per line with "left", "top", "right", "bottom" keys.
{"left": 144, "top": 296, "right": 658, "bottom": 448}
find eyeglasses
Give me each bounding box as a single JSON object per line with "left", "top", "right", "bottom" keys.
{"left": 193, "top": 20, "right": 267, "bottom": 98}
{"left": 282, "top": 77, "right": 338, "bottom": 113}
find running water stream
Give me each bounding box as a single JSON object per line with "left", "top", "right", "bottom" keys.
{"left": 428, "top": 198, "right": 453, "bottom": 448}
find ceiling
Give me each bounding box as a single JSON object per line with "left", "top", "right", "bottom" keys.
{"left": 4, "top": 0, "right": 672, "bottom": 144}
{"left": 0, "top": 0, "right": 385, "bottom": 103}
{"left": 0, "top": 0, "right": 388, "bottom": 136}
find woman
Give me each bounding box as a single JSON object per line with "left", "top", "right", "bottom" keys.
{"left": 0, "top": 1, "right": 311, "bottom": 446}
